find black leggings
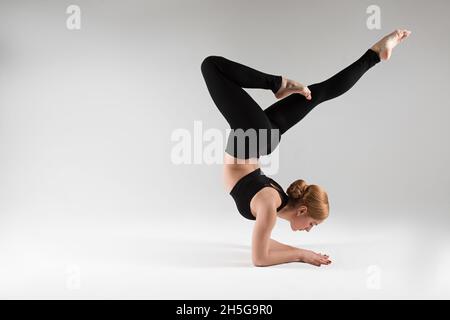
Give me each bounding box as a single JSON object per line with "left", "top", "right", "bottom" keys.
{"left": 201, "top": 49, "right": 381, "bottom": 159}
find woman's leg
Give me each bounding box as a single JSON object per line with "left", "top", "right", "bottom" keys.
{"left": 264, "top": 49, "right": 381, "bottom": 135}
{"left": 201, "top": 55, "right": 283, "bottom": 158}
{"left": 201, "top": 55, "right": 282, "bottom": 129}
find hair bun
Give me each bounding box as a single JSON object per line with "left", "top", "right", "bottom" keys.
{"left": 287, "top": 179, "right": 309, "bottom": 199}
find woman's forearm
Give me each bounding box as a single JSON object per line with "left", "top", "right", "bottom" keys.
{"left": 255, "top": 246, "right": 302, "bottom": 267}
{"left": 253, "top": 239, "right": 303, "bottom": 267}
{"left": 268, "top": 238, "right": 298, "bottom": 252}
{"left": 261, "top": 239, "right": 331, "bottom": 267}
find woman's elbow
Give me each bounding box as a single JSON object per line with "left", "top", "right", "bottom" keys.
{"left": 253, "top": 260, "right": 265, "bottom": 267}
{"left": 252, "top": 255, "right": 268, "bottom": 267}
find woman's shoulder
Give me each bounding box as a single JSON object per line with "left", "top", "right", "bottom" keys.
{"left": 250, "top": 185, "right": 282, "bottom": 217}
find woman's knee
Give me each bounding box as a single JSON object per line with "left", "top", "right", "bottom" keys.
{"left": 201, "top": 56, "right": 223, "bottom": 74}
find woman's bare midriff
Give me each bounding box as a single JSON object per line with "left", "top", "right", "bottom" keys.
{"left": 223, "top": 152, "right": 282, "bottom": 219}
{"left": 223, "top": 152, "right": 260, "bottom": 193}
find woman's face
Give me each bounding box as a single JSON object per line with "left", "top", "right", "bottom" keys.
{"left": 290, "top": 206, "right": 323, "bottom": 232}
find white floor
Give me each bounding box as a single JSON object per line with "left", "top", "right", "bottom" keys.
{"left": 1, "top": 211, "right": 449, "bottom": 299}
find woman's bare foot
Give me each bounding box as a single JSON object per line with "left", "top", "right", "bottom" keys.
{"left": 275, "top": 77, "right": 312, "bottom": 100}
{"left": 370, "top": 29, "right": 412, "bottom": 61}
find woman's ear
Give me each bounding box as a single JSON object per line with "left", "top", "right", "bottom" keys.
{"left": 299, "top": 206, "right": 308, "bottom": 216}
{"left": 297, "top": 206, "right": 308, "bottom": 216}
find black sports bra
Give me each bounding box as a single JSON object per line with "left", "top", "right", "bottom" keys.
{"left": 229, "top": 168, "right": 289, "bottom": 220}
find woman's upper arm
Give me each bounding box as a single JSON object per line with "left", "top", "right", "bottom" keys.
{"left": 251, "top": 200, "right": 277, "bottom": 266}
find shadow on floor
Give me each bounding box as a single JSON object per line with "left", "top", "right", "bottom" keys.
{"left": 149, "top": 238, "right": 392, "bottom": 270}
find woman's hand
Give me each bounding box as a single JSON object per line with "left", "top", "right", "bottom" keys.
{"left": 299, "top": 249, "right": 332, "bottom": 267}
{"left": 275, "top": 77, "right": 312, "bottom": 100}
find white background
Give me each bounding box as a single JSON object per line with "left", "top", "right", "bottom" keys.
{"left": 0, "top": 0, "right": 449, "bottom": 299}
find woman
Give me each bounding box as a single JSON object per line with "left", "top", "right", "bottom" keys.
{"left": 200, "top": 29, "right": 411, "bottom": 267}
